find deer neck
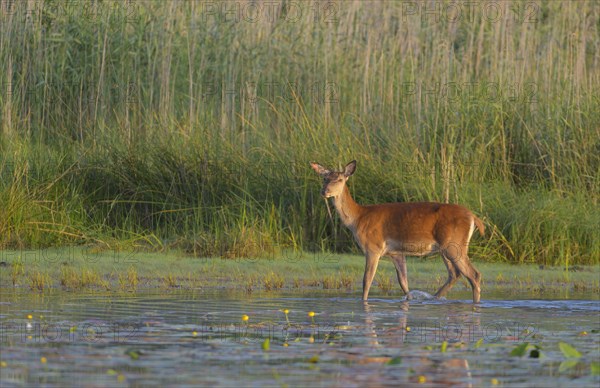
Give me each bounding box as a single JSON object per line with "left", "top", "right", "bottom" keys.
{"left": 332, "top": 185, "right": 362, "bottom": 227}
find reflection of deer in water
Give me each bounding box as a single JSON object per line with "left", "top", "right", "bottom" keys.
{"left": 363, "top": 301, "right": 409, "bottom": 347}
{"left": 311, "top": 160, "right": 484, "bottom": 303}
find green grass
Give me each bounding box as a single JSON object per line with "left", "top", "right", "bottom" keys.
{"left": 0, "top": 1, "right": 598, "bottom": 265}
{"left": 1, "top": 248, "right": 598, "bottom": 297}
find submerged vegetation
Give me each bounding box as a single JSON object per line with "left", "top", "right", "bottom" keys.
{"left": 0, "top": 1, "right": 598, "bottom": 265}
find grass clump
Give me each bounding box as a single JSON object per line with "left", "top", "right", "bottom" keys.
{"left": 322, "top": 274, "right": 340, "bottom": 290}
{"left": 10, "top": 259, "right": 24, "bottom": 286}
{"left": 162, "top": 273, "right": 178, "bottom": 289}
{"left": 263, "top": 271, "right": 284, "bottom": 291}
{"left": 60, "top": 266, "right": 110, "bottom": 290}
{"left": 340, "top": 269, "right": 355, "bottom": 290}
{"left": 60, "top": 266, "right": 79, "bottom": 289}
{"left": 376, "top": 274, "right": 394, "bottom": 295}
{"left": 28, "top": 270, "right": 50, "bottom": 292}
{"left": 118, "top": 266, "right": 139, "bottom": 292}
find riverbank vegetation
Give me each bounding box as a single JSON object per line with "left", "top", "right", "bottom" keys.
{"left": 1, "top": 1, "right": 598, "bottom": 265}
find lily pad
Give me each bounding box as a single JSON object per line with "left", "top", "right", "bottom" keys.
{"left": 510, "top": 342, "right": 529, "bottom": 357}
{"left": 558, "top": 342, "right": 582, "bottom": 358}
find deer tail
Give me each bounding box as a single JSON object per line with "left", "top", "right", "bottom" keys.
{"left": 473, "top": 216, "right": 485, "bottom": 236}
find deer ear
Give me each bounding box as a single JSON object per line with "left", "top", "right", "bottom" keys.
{"left": 310, "top": 162, "right": 330, "bottom": 176}
{"left": 344, "top": 160, "right": 357, "bottom": 177}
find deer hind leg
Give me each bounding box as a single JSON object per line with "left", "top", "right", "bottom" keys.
{"left": 454, "top": 257, "right": 481, "bottom": 303}
{"left": 435, "top": 254, "right": 461, "bottom": 299}
{"left": 362, "top": 251, "right": 381, "bottom": 301}
{"left": 390, "top": 254, "right": 410, "bottom": 298}
{"left": 442, "top": 242, "right": 481, "bottom": 303}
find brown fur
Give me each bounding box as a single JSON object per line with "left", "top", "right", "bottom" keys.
{"left": 311, "top": 160, "right": 484, "bottom": 303}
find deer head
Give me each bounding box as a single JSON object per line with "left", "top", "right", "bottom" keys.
{"left": 310, "top": 160, "right": 357, "bottom": 198}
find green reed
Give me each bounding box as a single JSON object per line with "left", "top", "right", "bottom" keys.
{"left": 0, "top": 1, "right": 598, "bottom": 264}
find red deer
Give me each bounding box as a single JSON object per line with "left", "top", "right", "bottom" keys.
{"left": 310, "top": 160, "right": 484, "bottom": 303}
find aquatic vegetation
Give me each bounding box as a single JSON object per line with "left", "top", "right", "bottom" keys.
{"left": 1, "top": 292, "right": 599, "bottom": 385}
{"left": 117, "top": 266, "right": 139, "bottom": 291}
{"left": 319, "top": 271, "right": 356, "bottom": 290}
{"left": 558, "top": 342, "right": 583, "bottom": 373}
{"left": 185, "top": 272, "right": 202, "bottom": 290}
{"left": 1, "top": 250, "right": 597, "bottom": 297}
{"left": 10, "top": 258, "right": 24, "bottom": 286}
{"left": 440, "top": 341, "right": 448, "bottom": 353}
{"left": 387, "top": 357, "right": 402, "bottom": 365}
{"left": 59, "top": 266, "right": 79, "bottom": 289}
{"left": 59, "top": 266, "right": 109, "bottom": 290}
{"left": 162, "top": 273, "right": 178, "bottom": 288}
{"left": 125, "top": 350, "right": 142, "bottom": 360}
{"left": 80, "top": 269, "right": 100, "bottom": 287}
{"left": 27, "top": 271, "right": 49, "bottom": 291}
{"left": 510, "top": 342, "right": 530, "bottom": 357}
{"left": 321, "top": 274, "right": 336, "bottom": 289}
{"left": 244, "top": 277, "right": 255, "bottom": 294}
{"left": 263, "top": 271, "right": 284, "bottom": 291}
{"left": 558, "top": 342, "right": 582, "bottom": 358}
{"left": 308, "top": 311, "right": 316, "bottom": 325}
{"left": 261, "top": 338, "right": 270, "bottom": 351}
{"left": 339, "top": 270, "right": 355, "bottom": 290}
{"left": 117, "top": 273, "right": 128, "bottom": 291}
{"left": 127, "top": 266, "right": 139, "bottom": 290}
{"left": 509, "top": 342, "right": 544, "bottom": 358}
{"left": 376, "top": 274, "right": 394, "bottom": 294}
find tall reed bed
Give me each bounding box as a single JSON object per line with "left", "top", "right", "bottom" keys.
{"left": 0, "top": 1, "right": 598, "bottom": 264}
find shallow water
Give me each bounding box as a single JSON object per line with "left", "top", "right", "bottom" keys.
{"left": 1, "top": 290, "right": 599, "bottom": 387}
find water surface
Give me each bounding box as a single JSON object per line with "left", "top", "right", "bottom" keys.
{"left": 1, "top": 290, "right": 599, "bottom": 387}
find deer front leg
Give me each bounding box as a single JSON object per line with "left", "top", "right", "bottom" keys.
{"left": 362, "top": 252, "right": 381, "bottom": 301}
{"left": 391, "top": 254, "right": 410, "bottom": 298}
